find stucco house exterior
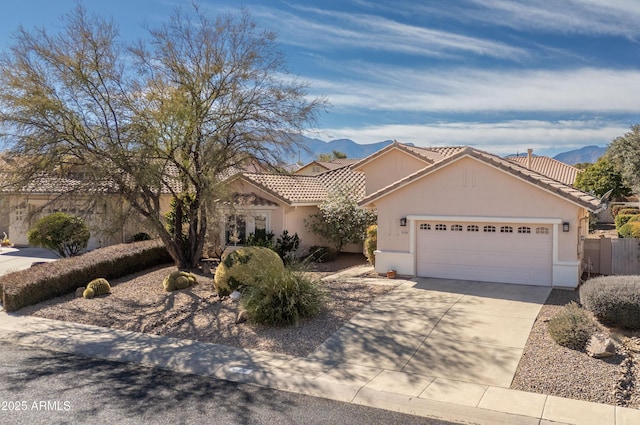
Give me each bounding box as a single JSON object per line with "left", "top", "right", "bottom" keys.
{"left": 355, "top": 142, "right": 599, "bottom": 288}
{"left": 218, "top": 164, "right": 365, "bottom": 253}
{"left": 1, "top": 140, "right": 598, "bottom": 288}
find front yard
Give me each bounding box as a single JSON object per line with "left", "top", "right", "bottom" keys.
{"left": 13, "top": 254, "right": 640, "bottom": 409}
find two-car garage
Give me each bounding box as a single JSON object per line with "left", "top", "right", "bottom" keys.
{"left": 359, "top": 147, "right": 600, "bottom": 289}
{"left": 416, "top": 220, "right": 553, "bottom": 286}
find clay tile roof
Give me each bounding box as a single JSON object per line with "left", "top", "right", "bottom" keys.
{"left": 239, "top": 173, "right": 327, "bottom": 204}
{"left": 403, "top": 145, "right": 467, "bottom": 162}
{"left": 296, "top": 158, "right": 362, "bottom": 174}
{"left": 237, "top": 163, "right": 365, "bottom": 205}
{"left": 506, "top": 155, "right": 579, "bottom": 186}
{"left": 323, "top": 158, "right": 361, "bottom": 167}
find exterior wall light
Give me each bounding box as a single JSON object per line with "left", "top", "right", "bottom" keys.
{"left": 400, "top": 217, "right": 407, "bottom": 227}
{"left": 562, "top": 222, "right": 570, "bottom": 232}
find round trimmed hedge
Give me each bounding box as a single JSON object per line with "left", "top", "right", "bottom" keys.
{"left": 580, "top": 275, "right": 640, "bottom": 329}
{"left": 214, "top": 246, "right": 284, "bottom": 296}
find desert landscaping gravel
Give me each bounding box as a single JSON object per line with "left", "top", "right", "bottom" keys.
{"left": 15, "top": 255, "right": 640, "bottom": 409}
{"left": 511, "top": 289, "right": 639, "bottom": 408}
{"left": 18, "top": 255, "right": 394, "bottom": 358}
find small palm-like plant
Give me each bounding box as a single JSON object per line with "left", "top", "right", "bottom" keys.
{"left": 241, "top": 266, "right": 325, "bottom": 326}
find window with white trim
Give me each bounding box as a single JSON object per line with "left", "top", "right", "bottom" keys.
{"left": 500, "top": 226, "right": 513, "bottom": 233}
{"left": 467, "top": 225, "right": 479, "bottom": 232}
{"left": 419, "top": 223, "right": 431, "bottom": 230}
{"left": 451, "top": 224, "right": 463, "bottom": 231}
{"left": 435, "top": 224, "right": 447, "bottom": 231}
{"left": 483, "top": 225, "right": 496, "bottom": 233}
{"left": 536, "top": 227, "right": 550, "bottom": 235}
{"left": 254, "top": 215, "right": 267, "bottom": 240}
{"left": 518, "top": 226, "right": 531, "bottom": 234}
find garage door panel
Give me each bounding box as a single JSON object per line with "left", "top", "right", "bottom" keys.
{"left": 417, "top": 221, "right": 552, "bottom": 286}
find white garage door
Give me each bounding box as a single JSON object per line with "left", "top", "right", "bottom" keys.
{"left": 416, "top": 221, "right": 552, "bottom": 286}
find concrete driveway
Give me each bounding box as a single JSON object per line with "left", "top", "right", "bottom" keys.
{"left": 309, "top": 277, "right": 551, "bottom": 388}
{"left": 0, "top": 247, "right": 58, "bottom": 276}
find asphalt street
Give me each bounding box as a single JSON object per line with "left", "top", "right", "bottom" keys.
{"left": 0, "top": 342, "right": 458, "bottom": 425}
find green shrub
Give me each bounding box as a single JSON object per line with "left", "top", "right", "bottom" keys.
{"left": 130, "top": 232, "right": 151, "bottom": 242}
{"left": 274, "top": 230, "right": 300, "bottom": 263}
{"left": 213, "top": 246, "right": 284, "bottom": 296}
{"left": 162, "top": 270, "right": 197, "bottom": 291}
{"left": 547, "top": 301, "right": 596, "bottom": 350}
{"left": 619, "top": 221, "right": 640, "bottom": 238}
{"left": 1, "top": 240, "right": 171, "bottom": 311}
{"left": 615, "top": 213, "right": 640, "bottom": 230}
{"left": 241, "top": 267, "right": 325, "bottom": 326}
{"left": 83, "top": 278, "right": 111, "bottom": 299}
{"left": 364, "top": 225, "right": 377, "bottom": 266}
{"left": 580, "top": 275, "right": 640, "bottom": 329}
{"left": 27, "top": 212, "right": 90, "bottom": 257}
{"left": 245, "top": 231, "right": 275, "bottom": 248}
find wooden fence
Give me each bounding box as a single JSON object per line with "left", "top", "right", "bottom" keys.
{"left": 584, "top": 237, "right": 640, "bottom": 276}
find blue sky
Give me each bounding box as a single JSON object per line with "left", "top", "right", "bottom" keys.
{"left": 1, "top": 1, "right": 639, "bottom": 156}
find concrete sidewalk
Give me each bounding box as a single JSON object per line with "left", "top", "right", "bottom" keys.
{"left": 1, "top": 274, "right": 639, "bottom": 425}
{"left": 0, "top": 246, "right": 58, "bottom": 276}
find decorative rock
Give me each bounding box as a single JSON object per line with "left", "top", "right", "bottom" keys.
{"left": 586, "top": 334, "right": 617, "bottom": 358}
{"left": 75, "top": 287, "right": 85, "bottom": 298}
{"left": 230, "top": 290, "right": 242, "bottom": 301}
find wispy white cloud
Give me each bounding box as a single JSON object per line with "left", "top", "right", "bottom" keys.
{"left": 460, "top": 0, "right": 640, "bottom": 38}
{"left": 351, "top": 0, "right": 640, "bottom": 39}
{"left": 306, "top": 66, "right": 640, "bottom": 114}
{"left": 315, "top": 120, "right": 625, "bottom": 155}
{"left": 249, "top": 5, "right": 526, "bottom": 59}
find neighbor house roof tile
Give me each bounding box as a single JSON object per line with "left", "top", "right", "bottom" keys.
{"left": 507, "top": 155, "right": 579, "bottom": 186}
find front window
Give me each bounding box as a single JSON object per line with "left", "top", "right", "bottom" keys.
{"left": 226, "top": 214, "right": 246, "bottom": 245}
{"left": 254, "top": 215, "right": 267, "bottom": 240}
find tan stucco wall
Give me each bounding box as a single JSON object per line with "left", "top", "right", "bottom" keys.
{"left": 6, "top": 194, "right": 168, "bottom": 250}
{"left": 359, "top": 149, "right": 428, "bottom": 195}
{"left": 294, "top": 163, "right": 327, "bottom": 175}
{"left": 372, "top": 156, "right": 586, "bottom": 263}
{"left": 226, "top": 179, "right": 362, "bottom": 254}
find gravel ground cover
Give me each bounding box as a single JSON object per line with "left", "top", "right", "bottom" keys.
{"left": 15, "top": 254, "right": 640, "bottom": 409}
{"left": 511, "top": 289, "right": 640, "bottom": 408}
{"left": 17, "top": 254, "right": 394, "bottom": 358}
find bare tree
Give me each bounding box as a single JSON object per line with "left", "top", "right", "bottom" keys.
{"left": 0, "top": 5, "right": 325, "bottom": 268}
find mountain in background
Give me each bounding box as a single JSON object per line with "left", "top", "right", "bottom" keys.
{"left": 290, "top": 136, "right": 606, "bottom": 166}
{"left": 552, "top": 145, "right": 607, "bottom": 165}
{"left": 290, "top": 136, "right": 395, "bottom": 164}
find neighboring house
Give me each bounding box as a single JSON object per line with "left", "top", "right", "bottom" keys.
{"left": 294, "top": 158, "right": 360, "bottom": 175}
{"left": 0, "top": 157, "right": 170, "bottom": 249}
{"left": 506, "top": 149, "right": 580, "bottom": 186}
{"left": 355, "top": 144, "right": 599, "bottom": 288}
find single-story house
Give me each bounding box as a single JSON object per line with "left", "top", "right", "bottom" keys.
{"left": 2, "top": 140, "right": 599, "bottom": 288}
{"left": 354, "top": 142, "right": 599, "bottom": 288}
